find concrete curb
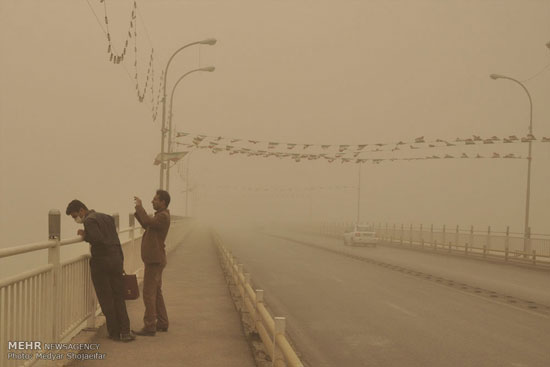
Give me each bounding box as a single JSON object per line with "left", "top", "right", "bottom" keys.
{"left": 211, "top": 229, "right": 270, "bottom": 367}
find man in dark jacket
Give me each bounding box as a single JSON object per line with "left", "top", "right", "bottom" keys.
{"left": 132, "top": 190, "right": 171, "bottom": 336}
{"left": 66, "top": 199, "right": 135, "bottom": 342}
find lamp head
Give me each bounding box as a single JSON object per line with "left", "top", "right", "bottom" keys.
{"left": 546, "top": 40, "right": 550, "bottom": 50}
{"left": 490, "top": 74, "right": 504, "bottom": 80}
{"left": 200, "top": 66, "right": 216, "bottom": 72}
{"left": 200, "top": 38, "right": 217, "bottom": 46}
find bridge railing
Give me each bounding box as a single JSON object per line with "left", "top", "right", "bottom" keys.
{"left": 300, "top": 221, "right": 550, "bottom": 266}
{"left": 212, "top": 231, "right": 304, "bottom": 367}
{"left": 0, "top": 210, "right": 192, "bottom": 367}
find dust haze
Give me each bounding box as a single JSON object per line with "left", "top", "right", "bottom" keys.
{"left": 1, "top": 0, "right": 550, "bottom": 247}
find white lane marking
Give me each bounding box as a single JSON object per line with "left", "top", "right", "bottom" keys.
{"left": 266, "top": 232, "right": 550, "bottom": 319}
{"left": 343, "top": 334, "right": 391, "bottom": 348}
{"left": 386, "top": 302, "right": 418, "bottom": 317}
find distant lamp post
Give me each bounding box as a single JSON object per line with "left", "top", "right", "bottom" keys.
{"left": 183, "top": 152, "right": 193, "bottom": 216}
{"left": 356, "top": 163, "right": 362, "bottom": 225}
{"left": 165, "top": 66, "right": 215, "bottom": 191}
{"left": 490, "top": 73, "right": 533, "bottom": 253}
{"left": 159, "top": 38, "right": 217, "bottom": 190}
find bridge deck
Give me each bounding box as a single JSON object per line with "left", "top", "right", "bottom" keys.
{"left": 73, "top": 225, "right": 255, "bottom": 367}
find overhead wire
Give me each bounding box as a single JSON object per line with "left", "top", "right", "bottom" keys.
{"left": 521, "top": 62, "right": 550, "bottom": 83}
{"left": 86, "top": 0, "right": 163, "bottom": 121}
{"left": 136, "top": 4, "right": 154, "bottom": 47}
{"left": 85, "top": 0, "right": 134, "bottom": 82}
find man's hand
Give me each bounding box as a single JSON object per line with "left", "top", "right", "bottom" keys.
{"left": 134, "top": 196, "right": 142, "bottom": 207}
{"left": 77, "top": 229, "right": 85, "bottom": 237}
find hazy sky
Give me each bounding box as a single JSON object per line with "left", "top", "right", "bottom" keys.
{"left": 1, "top": 0, "right": 550, "bottom": 248}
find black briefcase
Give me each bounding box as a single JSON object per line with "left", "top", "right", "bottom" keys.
{"left": 123, "top": 272, "right": 140, "bottom": 300}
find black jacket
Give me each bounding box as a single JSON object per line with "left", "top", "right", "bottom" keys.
{"left": 83, "top": 210, "right": 123, "bottom": 258}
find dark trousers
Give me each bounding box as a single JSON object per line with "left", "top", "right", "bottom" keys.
{"left": 142, "top": 263, "right": 168, "bottom": 331}
{"left": 90, "top": 252, "right": 131, "bottom": 337}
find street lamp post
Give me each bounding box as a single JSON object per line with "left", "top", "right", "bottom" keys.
{"left": 176, "top": 149, "right": 194, "bottom": 216}
{"left": 165, "top": 66, "right": 215, "bottom": 191}
{"left": 185, "top": 154, "right": 190, "bottom": 216}
{"left": 159, "top": 38, "right": 217, "bottom": 190}
{"left": 490, "top": 73, "right": 534, "bottom": 253}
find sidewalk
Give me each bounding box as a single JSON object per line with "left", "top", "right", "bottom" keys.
{"left": 73, "top": 224, "right": 256, "bottom": 367}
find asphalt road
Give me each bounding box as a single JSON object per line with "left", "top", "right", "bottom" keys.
{"left": 216, "top": 226, "right": 550, "bottom": 367}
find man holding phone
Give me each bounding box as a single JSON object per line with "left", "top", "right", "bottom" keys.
{"left": 133, "top": 190, "right": 171, "bottom": 336}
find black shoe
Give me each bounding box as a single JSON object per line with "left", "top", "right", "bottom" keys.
{"left": 109, "top": 334, "right": 121, "bottom": 341}
{"left": 133, "top": 328, "right": 156, "bottom": 336}
{"left": 156, "top": 326, "right": 168, "bottom": 332}
{"left": 119, "top": 332, "right": 136, "bottom": 342}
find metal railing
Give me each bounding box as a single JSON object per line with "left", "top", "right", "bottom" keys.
{"left": 312, "top": 222, "right": 550, "bottom": 266}
{"left": 0, "top": 210, "right": 193, "bottom": 367}
{"left": 212, "top": 231, "right": 304, "bottom": 367}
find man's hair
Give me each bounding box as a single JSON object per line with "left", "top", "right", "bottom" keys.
{"left": 156, "top": 190, "right": 171, "bottom": 207}
{"left": 66, "top": 200, "right": 88, "bottom": 215}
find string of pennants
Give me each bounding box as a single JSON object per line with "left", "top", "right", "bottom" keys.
{"left": 176, "top": 143, "right": 526, "bottom": 164}
{"left": 172, "top": 131, "right": 550, "bottom": 164}
{"left": 176, "top": 131, "right": 549, "bottom": 152}
{"left": 94, "top": 0, "right": 164, "bottom": 121}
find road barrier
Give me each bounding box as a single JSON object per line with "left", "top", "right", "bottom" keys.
{"left": 309, "top": 222, "right": 550, "bottom": 267}
{"left": 212, "top": 231, "right": 304, "bottom": 367}
{"left": 0, "top": 210, "right": 193, "bottom": 367}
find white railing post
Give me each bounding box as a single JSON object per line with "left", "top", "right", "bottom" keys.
{"left": 409, "top": 224, "right": 413, "bottom": 245}
{"left": 526, "top": 227, "right": 532, "bottom": 259}
{"left": 455, "top": 225, "right": 459, "bottom": 249}
{"left": 400, "top": 224, "right": 404, "bottom": 245}
{"left": 469, "top": 225, "right": 474, "bottom": 250}
{"left": 242, "top": 272, "right": 253, "bottom": 326}
{"left": 505, "top": 226, "right": 510, "bottom": 262}
{"left": 420, "top": 224, "right": 424, "bottom": 248}
{"left": 237, "top": 264, "right": 244, "bottom": 306}
{"left": 430, "top": 224, "right": 434, "bottom": 247}
{"left": 255, "top": 289, "right": 264, "bottom": 307}
{"left": 273, "top": 317, "right": 286, "bottom": 367}
{"left": 252, "top": 288, "right": 263, "bottom": 335}
{"left": 48, "top": 209, "right": 61, "bottom": 343}
{"left": 255, "top": 289, "right": 273, "bottom": 360}
{"left": 487, "top": 226, "right": 491, "bottom": 250}
{"left": 442, "top": 225, "right": 446, "bottom": 247}
{"left": 466, "top": 225, "right": 473, "bottom": 255}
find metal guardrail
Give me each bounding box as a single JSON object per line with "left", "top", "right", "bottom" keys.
{"left": 317, "top": 222, "right": 550, "bottom": 256}
{"left": 312, "top": 222, "right": 550, "bottom": 267}
{"left": 0, "top": 210, "right": 192, "bottom": 367}
{"left": 212, "top": 231, "right": 304, "bottom": 367}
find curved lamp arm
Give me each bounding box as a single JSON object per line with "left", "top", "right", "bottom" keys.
{"left": 169, "top": 66, "right": 216, "bottom": 111}
{"left": 163, "top": 39, "right": 217, "bottom": 98}
{"left": 489, "top": 74, "right": 533, "bottom": 134}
